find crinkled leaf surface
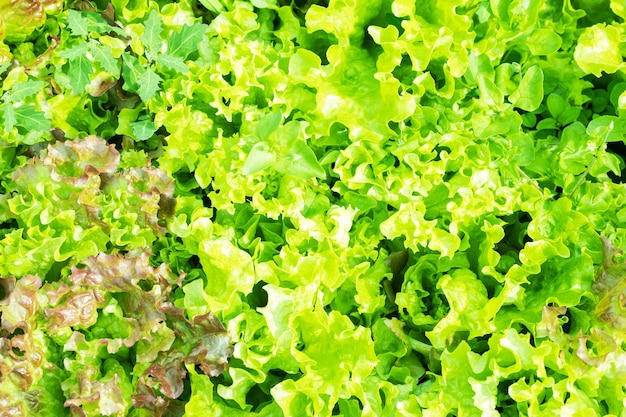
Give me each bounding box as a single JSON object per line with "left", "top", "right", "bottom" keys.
{"left": 1, "top": 0, "right": 626, "bottom": 416}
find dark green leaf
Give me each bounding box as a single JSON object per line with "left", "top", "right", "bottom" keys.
{"left": 59, "top": 42, "right": 89, "bottom": 60}
{"left": 66, "top": 55, "right": 93, "bottom": 94}
{"left": 121, "top": 52, "right": 146, "bottom": 94}
{"left": 197, "top": 0, "right": 225, "bottom": 14}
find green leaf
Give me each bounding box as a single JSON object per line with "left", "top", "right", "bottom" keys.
{"left": 66, "top": 55, "right": 92, "bottom": 94}
{"left": 66, "top": 9, "right": 126, "bottom": 36}
{"left": 89, "top": 42, "right": 119, "bottom": 75}
{"left": 14, "top": 105, "right": 51, "bottom": 131}
{"left": 168, "top": 23, "right": 208, "bottom": 59}
{"left": 547, "top": 94, "right": 566, "bottom": 118}
{"left": 60, "top": 44, "right": 92, "bottom": 94}
{"left": 59, "top": 42, "right": 89, "bottom": 60}
{"left": 275, "top": 140, "right": 326, "bottom": 180}
{"left": 136, "top": 66, "right": 162, "bottom": 102}
{"left": 574, "top": 24, "right": 623, "bottom": 77}
{"left": 121, "top": 52, "right": 146, "bottom": 94}
{"left": 510, "top": 65, "right": 544, "bottom": 112}
{"left": 255, "top": 110, "right": 283, "bottom": 140}
{"left": 1, "top": 103, "right": 16, "bottom": 133}
{"left": 67, "top": 9, "right": 89, "bottom": 37}
{"left": 527, "top": 29, "right": 562, "bottom": 55}
{"left": 130, "top": 118, "right": 156, "bottom": 141}
{"left": 242, "top": 142, "right": 275, "bottom": 175}
{"left": 6, "top": 79, "right": 44, "bottom": 102}
{"left": 197, "top": 0, "right": 225, "bottom": 14}
{"left": 198, "top": 238, "right": 255, "bottom": 311}
{"left": 141, "top": 9, "right": 163, "bottom": 56}
{"left": 0, "top": 62, "right": 10, "bottom": 76}
{"left": 155, "top": 53, "right": 188, "bottom": 73}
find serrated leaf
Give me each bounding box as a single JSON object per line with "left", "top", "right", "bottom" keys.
{"left": 168, "top": 23, "right": 208, "bottom": 59}
{"left": 155, "top": 53, "right": 188, "bottom": 73}
{"left": 14, "top": 105, "right": 50, "bottom": 131}
{"left": 121, "top": 52, "right": 146, "bottom": 94}
{"left": 68, "top": 9, "right": 126, "bottom": 36}
{"left": 66, "top": 55, "right": 93, "bottom": 94}
{"left": 2, "top": 103, "right": 16, "bottom": 133}
{"left": 67, "top": 10, "right": 89, "bottom": 37}
{"left": 59, "top": 42, "right": 89, "bottom": 60}
{"left": 137, "top": 66, "right": 162, "bottom": 102}
{"left": 6, "top": 79, "right": 44, "bottom": 103}
{"left": 89, "top": 42, "right": 119, "bottom": 75}
{"left": 141, "top": 10, "right": 163, "bottom": 56}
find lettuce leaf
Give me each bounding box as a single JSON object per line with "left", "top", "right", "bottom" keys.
{"left": 3, "top": 0, "right": 626, "bottom": 415}
{"left": 0, "top": 136, "right": 175, "bottom": 278}
{"left": 0, "top": 252, "right": 231, "bottom": 416}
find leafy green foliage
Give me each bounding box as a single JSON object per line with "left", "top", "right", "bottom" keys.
{"left": 2, "top": 0, "right": 626, "bottom": 416}
{"left": 0, "top": 253, "right": 232, "bottom": 416}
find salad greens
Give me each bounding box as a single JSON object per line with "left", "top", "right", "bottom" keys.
{"left": 1, "top": 0, "right": 626, "bottom": 415}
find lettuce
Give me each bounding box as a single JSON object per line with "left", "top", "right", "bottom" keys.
{"left": 0, "top": 252, "right": 231, "bottom": 417}
{"left": 0, "top": 136, "right": 175, "bottom": 277}
{"left": 2, "top": 0, "right": 626, "bottom": 415}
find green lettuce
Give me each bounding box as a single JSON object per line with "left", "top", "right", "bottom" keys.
{"left": 0, "top": 135, "right": 175, "bottom": 277}
{"left": 2, "top": 0, "right": 626, "bottom": 415}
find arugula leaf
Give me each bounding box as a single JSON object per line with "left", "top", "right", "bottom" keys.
{"left": 89, "top": 42, "right": 119, "bottom": 75}
{"left": 67, "top": 9, "right": 90, "bottom": 37}
{"left": 59, "top": 43, "right": 93, "bottom": 94}
{"left": 137, "top": 66, "right": 162, "bottom": 102}
{"left": 5, "top": 79, "right": 44, "bottom": 102}
{"left": 155, "top": 53, "right": 188, "bottom": 73}
{"left": 1, "top": 103, "right": 16, "bottom": 133}
{"left": 121, "top": 52, "right": 146, "bottom": 94}
{"left": 14, "top": 105, "right": 51, "bottom": 131}
{"left": 168, "top": 23, "right": 208, "bottom": 59}
{"left": 140, "top": 9, "right": 163, "bottom": 57}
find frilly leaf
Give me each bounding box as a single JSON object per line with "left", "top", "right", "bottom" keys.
{"left": 593, "top": 238, "right": 626, "bottom": 340}
{"left": 0, "top": 0, "right": 62, "bottom": 43}
{"left": 43, "top": 252, "right": 232, "bottom": 415}
{"left": 1, "top": 136, "right": 176, "bottom": 277}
